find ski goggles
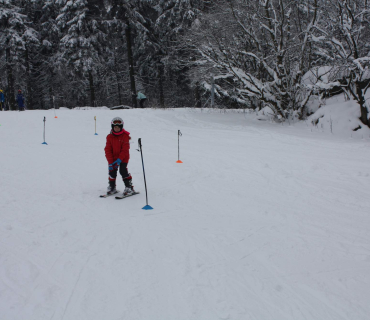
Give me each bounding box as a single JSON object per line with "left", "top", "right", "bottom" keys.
{"left": 112, "top": 120, "right": 123, "bottom": 125}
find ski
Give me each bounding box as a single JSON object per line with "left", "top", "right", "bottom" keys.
{"left": 100, "top": 190, "right": 119, "bottom": 198}
{"left": 115, "top": 191, "right": 140, "bottom": 200}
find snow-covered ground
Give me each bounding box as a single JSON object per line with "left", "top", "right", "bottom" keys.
{"left": 1, "top": 105, "right": 370, "bottom": 320}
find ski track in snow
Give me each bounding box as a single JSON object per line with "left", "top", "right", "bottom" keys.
{"left": 0, "top": 108, "right": 370, "bottom": 320}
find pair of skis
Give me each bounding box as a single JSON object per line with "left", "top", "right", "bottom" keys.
{"left": 100, "top": 190, "right": 140, "bottom": 200}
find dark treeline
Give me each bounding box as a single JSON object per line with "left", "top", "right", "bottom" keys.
{"left": 1, "top": 0, "right": 370, "bottom": 127}
{"left": 0, "top": 0, "right": 209, "bottom": 110}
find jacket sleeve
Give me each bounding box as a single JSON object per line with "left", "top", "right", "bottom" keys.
{"left": 104, "top": 135, "right": 114, "bottom": 164}
{"left": 118, "top": 134, "right": 130, "bottom": 163}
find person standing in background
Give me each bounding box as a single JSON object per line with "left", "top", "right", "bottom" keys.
{"left": 137, "top": 91, "right": 147, "bottom": 108}
{"left": 17, "top": 89, "right": 25, "bottom": 111}
{"left": 0, "top": 89, "right": 4, "bottom": 111}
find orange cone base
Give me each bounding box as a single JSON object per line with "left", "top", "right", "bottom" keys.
{"left": 54, "top": 116, "right": 58, "bottom": 118}
{"left": 176, "top": 160, "right": 183, "bottom": 163}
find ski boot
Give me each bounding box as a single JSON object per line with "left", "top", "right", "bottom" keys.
{"left": 123, "top": 176, "right": 135, "bottom": 196}
{"left": 107, "top": 182, "right": 117, "bottom": 195}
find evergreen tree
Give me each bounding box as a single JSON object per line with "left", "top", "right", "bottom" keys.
{"left": 34, "top": 0, "right": 63, "bottom": 109}
{"left": 105, "top": 0, "right": 138, "bottom": 107}
{"left": 126, "top": 0, "right": 205, "bottom": 107}
{"left": 56, "top": 0, "right": 108, "bottom": 107}
{"left": 0, "top": 0, "right": 38, "bottom": 110}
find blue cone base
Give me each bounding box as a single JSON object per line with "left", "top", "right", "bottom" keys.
{"left": 42, "top": 142, "right": 48, "bottom": 145}
{"left": 95, "top": 133, "right": 98, "bottom": 135}
{"left": 142, "top": 205, "right": 153, "bottom": 210}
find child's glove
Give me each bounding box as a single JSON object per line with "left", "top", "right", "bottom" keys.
{"left": 109, "top": 163, "right": 114, "bottom": 171}
{"left": 112, "top": 159, "right": 121, "bottom": 170}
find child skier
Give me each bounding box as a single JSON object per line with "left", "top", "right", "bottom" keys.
{"left": 104, "top": 117, "right": 136, "bottom": 196}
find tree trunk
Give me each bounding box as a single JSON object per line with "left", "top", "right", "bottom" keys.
{"left": 25, "top": 47, "right": 33, "bottom": 110}
{"left": 50, "top": 86, "right": 54, "bottom": 110}
{"left": 357, "top": 83, "right": 369, "bottom": 127}
{"left": 195, "top": 82, "right": 201, "bottom": 108}
{"left": 158, "top": 62, "right": 165, "bottom": 107}
{"left": 6, "top": 44, "right": 15, "bottom": 111}
{"left": 88, "top": 70, "right": 96, "bottom": 107}
{"left": 116, "top": 72, "right": 122, "bottom": 105}
{"left": 125, "top": 21, "right": 137, "bottom": 108}
{"left": 114, "top": 51, "right": 122, "bottom": 105}
{"left": 277, "top": 54, "right": 289, "bottom": 116}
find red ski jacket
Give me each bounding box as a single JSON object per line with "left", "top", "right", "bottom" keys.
{"left": 104, "top": 129, "right": 131, "bottom": 164}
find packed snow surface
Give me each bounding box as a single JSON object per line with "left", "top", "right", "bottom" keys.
{"left": 1, "top": 108, "right": 370, "bottom": 320}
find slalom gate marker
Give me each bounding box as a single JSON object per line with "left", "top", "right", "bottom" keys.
{"left": 137, "top": 138, "right": 153, "bottom": 210}
{"left": 53, "top": 96, "right": 58, "bottom": 118}
{"left": 176, "top": 129, "right": 183, "bottom": 163}
{"left": 94, "top": 116, "right": 98, "bottom": 135}
{"left": 42, "top": 117, "right": 48, "bottom": 145}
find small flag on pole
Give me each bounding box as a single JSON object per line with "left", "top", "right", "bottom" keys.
{"left": 176, "top": 130, "right": 183, "bottom": 163}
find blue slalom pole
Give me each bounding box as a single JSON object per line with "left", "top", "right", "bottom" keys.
{"left": 42, "top": 117, "right": 48, "bottom": 145}
{"left": 176, "top": 130, "right": 183, "bottom": 163}
{"left": 138, "top": 138, "right": 153, "bottom": 210}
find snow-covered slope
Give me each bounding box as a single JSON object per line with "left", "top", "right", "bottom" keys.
{"left": 1, "top": 108, "right": 369, "bottom": 320}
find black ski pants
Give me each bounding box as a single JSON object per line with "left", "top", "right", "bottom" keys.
{"left": 109, "top": 163, "right": 131, "bottom": 185}
{"left": 139, "top": 98, "right": 146, "bottom": 108}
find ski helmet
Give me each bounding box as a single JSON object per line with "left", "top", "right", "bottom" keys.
{"left": 111, "top": 117, "right": 124, "bottom": 130}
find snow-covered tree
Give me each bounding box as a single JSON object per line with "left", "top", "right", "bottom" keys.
{"left": 104, "top": 0, "right": 138, "bottom": 107}
{"left": 0, "top": 0, "right": 39, "bottom": 110}
{"left": 187, "top": 0, "right": 323, "bottom": 117}
{"left": 126, "top": 0, "right": 205, "bottom": 107}
{"left": 30, "top": 0, "right": 64, "bottom": 109}
{"left": 320, "top": 0, "right": 370, "bottom": 127}
{"left": 56, "top": 0, "right": 108, "bottom": 106}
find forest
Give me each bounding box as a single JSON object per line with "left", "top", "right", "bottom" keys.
{"left": 1, "top": 0, "right": 370, "bottom": 127}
